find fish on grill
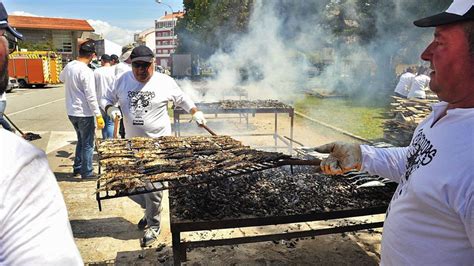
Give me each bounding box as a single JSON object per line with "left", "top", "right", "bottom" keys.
{"left": 96, "top": 135, "right": 293, "bottom": 193}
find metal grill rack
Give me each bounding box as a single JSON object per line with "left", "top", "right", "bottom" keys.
{"left": 96, "top": 158, "right": 319, "bottom": 211}
{"left": 168, "top": 166, "right": 393, "bottom": 265}
{"left": 173, "top": 100, "right": 295, "bottom": 153}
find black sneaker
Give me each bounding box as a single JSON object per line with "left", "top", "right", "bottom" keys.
{"left": 140, "top": 226, "right": 160, "bottom": 247}
{"left": 137, "top": 217, "right": 147, "bottom": 230}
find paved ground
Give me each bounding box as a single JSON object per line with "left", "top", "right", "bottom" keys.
{"left": 11, "top": 85, "right": 385, "bottom": 265}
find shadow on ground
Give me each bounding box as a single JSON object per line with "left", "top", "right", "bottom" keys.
{"left": 71, "top": 217, "right": 142, "bottom": 240}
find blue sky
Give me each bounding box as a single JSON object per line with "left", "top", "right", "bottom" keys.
{"left": 3, "top": 0, "right": 184, "bottom": 45}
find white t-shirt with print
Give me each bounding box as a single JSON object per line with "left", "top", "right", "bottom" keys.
{"left": 0, "top": 129, "right": 83, "bottom": 265}
{"left": 59, "top": 60, "right": 101, "bottom": 117}
{"left": 102, "top": 71, "right": 196, "bottom": 138}
{"left": 361, "top": 102, "right": 474, "bottom": 265}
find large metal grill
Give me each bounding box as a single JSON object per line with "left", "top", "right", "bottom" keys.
{"left": 95, "top": 136, "right": 318, "bottom": 211}
{"left": 173, "top": 100, "right": 295, "bottom": 152}
{"left": 168, "top": 166, "right": 395, "bottom": 264}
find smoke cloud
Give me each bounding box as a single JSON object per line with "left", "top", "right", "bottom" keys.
{"left": 181, "top": 0, "right": 435, "bottom": 104}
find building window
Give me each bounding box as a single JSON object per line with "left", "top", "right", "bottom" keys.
{"left": 52, "top": 31, "right": 73, "bottom": 53}
{"left": 156, "top": 32, "right": 162, "bottom": 37}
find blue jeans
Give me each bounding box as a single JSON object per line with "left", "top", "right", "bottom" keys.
{"left": 101, "top": 109, "right": 114, "bottom": 139}
{"left": 68, "top": 116, "right": 95, "bottom": 177}
{"left": 0, "top": 100, "right": 13, "bottom": 131}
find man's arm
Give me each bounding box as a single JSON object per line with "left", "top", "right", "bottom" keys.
{"left": 360, "top": 145, "right": 408, "bottom": 183}
{"left": 81, "top": 70, "right": 101, "bottom": 116}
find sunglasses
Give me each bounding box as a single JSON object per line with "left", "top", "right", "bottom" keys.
{"left": 132, "top": 61, "right": 152, "bottom": 69}
{"left": 2, "top": 31, "right": 18, "bottom": 54}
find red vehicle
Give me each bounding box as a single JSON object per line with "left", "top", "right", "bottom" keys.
{"left": 8, "top": 51, "right": 62, "bottom": 88}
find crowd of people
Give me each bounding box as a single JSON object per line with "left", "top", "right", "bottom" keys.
{"left": 60, "top": 41, "right": 208, "bottom": 246}
{"left": 1, "top": 0, "right": 473, "bottom": 264}
{"left": 393, "top": 65, "right": 431, "bottom": 99}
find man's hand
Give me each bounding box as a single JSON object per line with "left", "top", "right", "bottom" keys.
{"left": 192, "top": 111, "right": 207, "bottom": 125}
{"left": 96, "top": 115, "right": 105, "bottom": 130}
{"left": 106, "top": 106, "right": 122, "bottom": 120}
{"left": 314, "top": 142, "right": 362, "bottom": 175}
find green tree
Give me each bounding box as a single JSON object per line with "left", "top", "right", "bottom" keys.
{"left": 175, "top": 0, "right": 253, "bottom": 58}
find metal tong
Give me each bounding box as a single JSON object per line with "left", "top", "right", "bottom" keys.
{"left": 199, "top": 124, "right": 217, "bottom": 136}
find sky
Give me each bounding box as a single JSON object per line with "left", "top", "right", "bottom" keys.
{"left": 3, "top": 0, "right": 184, "bottom": 45}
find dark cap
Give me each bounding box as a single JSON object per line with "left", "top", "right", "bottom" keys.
{"left": 100, "top": 54, "right": 111, "bottom": 61}
{"left": 0, "top": 2, "right": 23, "bottom": 39}
{"left": 80, "top": 40, "right": 96, "bottom": 53}
{"left": 130, "top": 45, "right": 154, "bottom": 63}
{"left": 414, "top": 0, "right": 474, "bottom": 27}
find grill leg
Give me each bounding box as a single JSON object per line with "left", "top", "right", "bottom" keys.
{"left": 274, "top": 112, "right": 278, "bottom": 150}
{"left": 172, "top": 230, "right": 185, "bottom": 265}
{"left": 289, "top": 111, "right": 294, "bottom": 154}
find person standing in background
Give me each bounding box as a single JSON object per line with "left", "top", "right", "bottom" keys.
{"left": 407, "top": 66, "right": 431, "bottom": 99}
{"left": 0, "top": 2, "right": 83, "bottom": 264}
{"left": 59, "top": 39, "right": 104, "bottom": 179}
{"left": 94, "top": 54, "right": 116, "bottom": 139}
{"left": 393, "top": 66, "right": 416, "bottom": 98}
{"left": 110, "top": 54, "right": 119, "bottom": 66}
{"left": 115, "top": 44, "right": 133, "bottom": 77}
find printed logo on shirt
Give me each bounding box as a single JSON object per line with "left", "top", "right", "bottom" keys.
{"left": 133, "top": 119, "right": 144, "bottom": 125}
{"left": 386, "top": 128, "right": 437, "bottom": 218}
{"left": 128, "top": 91, "right": 156, "bottom": 118}
{"left": 404, "top": 128, "right": 437, "bottom": 180}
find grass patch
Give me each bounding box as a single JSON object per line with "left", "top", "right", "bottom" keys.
{"left": 294, "top": 95, "right": 390, "bottom": 140}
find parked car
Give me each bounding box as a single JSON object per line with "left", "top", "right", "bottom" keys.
{"left": 6, "top": 77, "right": 19, "bottom": 93}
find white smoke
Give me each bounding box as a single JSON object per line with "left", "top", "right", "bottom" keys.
{"left": 185, "top": 0, "right": 433, "bottom": 104}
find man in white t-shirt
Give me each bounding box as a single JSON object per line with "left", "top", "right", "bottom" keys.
{"left": 102, "top": 45, "right": 207, "bottom": 247}
{"left": 0, "top": 3, "right": 83, "bottom": 264}
{"left": 407, "top": 66, "right": 431, "bottom": 99}
{"left": 312, "top": 0, "right": 474, "bottom": 265}
{"left": 94, "top": 54, "right": 115, "bottom": 139}
{"left": 393, "top": 67, "right": 415, "bottom": 98}
{"left": 59, "top": 40, "right": 105, "bottom": 178}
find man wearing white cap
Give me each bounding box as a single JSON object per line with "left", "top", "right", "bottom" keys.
{"left": 312, "top": 0, "right": 474, "bottom": 265}
{"left": 115, "top": 44, "right": 133, "bottom": 77}
{"left": 102, "top": 45, "right": 207, "bottom": 247}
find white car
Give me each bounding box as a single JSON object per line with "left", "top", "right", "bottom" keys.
{"left": 6, "top": 77, "right": 19, "bottom": 93}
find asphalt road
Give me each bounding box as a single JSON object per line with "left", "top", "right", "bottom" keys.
{"left": 5, "top": 84, "right": 81, "bottom": 154}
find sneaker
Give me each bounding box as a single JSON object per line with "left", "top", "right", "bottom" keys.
{"left": 137, "top": 216, "right": 147, "bottom": 230}
{"left": 140, "top": 226, "right": 160, "bottom": 247}
{"left": 82, "top": 174, "right": 97, "bottom": 180}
